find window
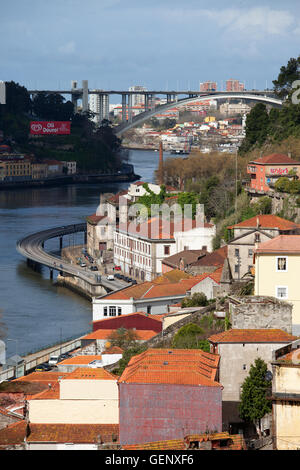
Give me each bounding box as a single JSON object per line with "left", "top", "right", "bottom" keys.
{"left": 118, "top": 307, "right": 122, "bottom": 316}
{"left": 147, "top": 305, "right": 152, "bottom": 314}
{"left": 104, "top": 307, "right": 107, "bottom": 316}
{"left": 235, "top": 248, "right": 239, "bottom": 257}
{"left": 243, "top": 364, "right": 247, "bottom": 370}
{"left": 248, "top": 249, "right": 253, "bottom": 257}
{"left": 277, "top": 257, "right": 287, "bottom": 272}
{"left": 276, "top": 286, "right": 288, "bottom": 299}
{"left": 109, "top": 306, "right": 117, "bottom": 316}
{"left": 164, "top": 245, "right": 170, "bottom": 255}
{"left": 234, "top": 265, "right": 239, "bottom": 273}
{"left": 248, "top": 265, "right": 253, "bottom": 272}
{"left": 255, "top": 233, "right": 260, "bottom": 243}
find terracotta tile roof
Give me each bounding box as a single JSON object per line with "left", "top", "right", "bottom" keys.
{"left": 82, "top": 329, "right": 158, "bottom": 341}
{"left": 107, "top": 190, "right": 129, "bottom": 204}
{"left": 0, "top": 421, "right": 27, "bottom": 447}
{"left": 227, "top": 215, "right": 300, "bottom": 231}
{"left": 123, "top": 439, "right": 185, "bottom": 450}
{"left": 250, "top": 153, "right": 300, "bottom": 165}
{"left": 122, "top": 432, "right": 246, "bottom": 450}
{"left": 63, "top": 367, "right": 117, "bottom": 380}
{"left": 119, "top": 216, "right": 213, "bottom": 241}
{"left": 189, "top": 245, "right": 228, "bottom": 267}
{"left": 162, "top": 249, "right": 207, "bottom": 268}
{"left": 86, "top": 214, "right": 107, "bottom": 225}
{"left": 30, "top": 383, "right": 60, "bottom": 400}
{"left": 102, "top": 346, "right": 124, "bottom": 355}
{"left": 27, "top": 423, "right": 119, "bottom": 444}
{"left": 208, "top": 329, "right": 296, "bottom": 344}
{"left": 99, "top": 273, "right": 213, "bottom": 301}
{"left": 118, "top": 348, "right": 221, "bottom": 387}
{"left": 58, "top": 355, "right": 102, "bottom": 365}
{"left": 92, "top": 311, "right": 164, "bottom": 326}
{"left": 276, "top": 349, "right": 300, "bottom": 363}
{"left": 255, "top": 235, "right": 300, "bottom": 254}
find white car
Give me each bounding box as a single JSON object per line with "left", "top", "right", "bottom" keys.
{"left": 106, "top": 275, "right": 115, "bottom": 281}
{"left": 48, "top": 355, "right": 59, "bottom": 366}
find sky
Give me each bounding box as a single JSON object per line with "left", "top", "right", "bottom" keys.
{"left": 1, "top": 0, "right": 300, "bottom": 103}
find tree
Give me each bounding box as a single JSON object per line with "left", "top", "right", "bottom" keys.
{"left": 181, "top": 292, "right": 208, "bottom": 308}
{"left": 239, "top": 103, "right": 270, "bottom": 154}
{"left": 32, "top": 92, "right": 74, "bottom": 120}
{"left": 107, "top": 327, "right": 139, "bottom": 350}
{"left": 171, "top": 323, "right": 210, "bottom": 351}
{"left": 239, "top": 358, "right": 272, "bottom": 436}
{"left": 113, "top": 344, "right": 148, "bottom": 376}
{"left": 273, "top": 56, "right": 300, "bottom": 99}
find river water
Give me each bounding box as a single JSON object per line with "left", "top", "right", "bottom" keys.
{"left": 0, "top": 149, "right": 170, "bottom": 357}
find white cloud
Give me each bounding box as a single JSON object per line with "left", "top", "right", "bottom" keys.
{"left": 58, "top": 41, "right": 75, "bottom": 55}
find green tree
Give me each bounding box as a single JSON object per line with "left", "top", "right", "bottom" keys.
{"left": 32, "top": 92, "right": 74, "bottom": 120}
{"left": 273, "top": 56, "right": 300, "bottom": 99}
{"left": 239, "top": 358, "right": 272, "bottom": 436}
{"left": 107, "top": 327, "right": 139, "bottom": 350}
{"left": 171, "top": 323, "right": 210, "bottom": 351}
{"left": 113, "top": 344, "right": 148, "bottom": 376}
{"left": 181, "top": 292, "right": 208, "bottom": 308}
{"left": 239, "top": 103, "right": 270, "bottom": 154}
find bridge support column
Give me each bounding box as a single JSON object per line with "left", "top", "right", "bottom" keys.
{"left": 50, "top": 269, "right": 53, "bottom": 280}
{"left": 128, "top": 93, "right": 133, "bottom": 123}
{"left": 122, "top": 94, "right": 127, "bottom": 122}
{"left": 59, "top": 236, "right": 63, "bottom": 250}
{"left": 84, "top": 231, "right": 87, "bottom": 244}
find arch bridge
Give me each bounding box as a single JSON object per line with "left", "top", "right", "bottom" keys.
{"left": 114, "top": 92, "right": 283, "bottom": 136}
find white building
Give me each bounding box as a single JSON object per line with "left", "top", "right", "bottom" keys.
{"left": 114, "top": 216, "right": 216, "bottom": 281}
{"left": 89, "top": 92, "right": 109, "bottom": 125}
{"left": 129, "top": 85, "right": 147, "bottom": 107}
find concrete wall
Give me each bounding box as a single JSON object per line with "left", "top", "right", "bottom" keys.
{"left": 217, "top": 342, "right": 289, "bottom": 401}
{"left": 59, "top": 379, "right": 118, "bottom": 400}
{"left": 229, "top": 297, "right": 293, "bottom": 334}
{"left": 190, "top": 277, "right": 218, "bottom": 300}
{"left": 119, "top": 382, "right": 222, "bottom": 445}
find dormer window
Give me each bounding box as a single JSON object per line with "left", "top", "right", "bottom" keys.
{"left": 255, "top": 233, "right": 260, "bottom": 243}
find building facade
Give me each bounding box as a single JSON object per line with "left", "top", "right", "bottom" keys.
{"left": 254, "top": 235, "right": 300, "bottom": 335}
{"left": 247, "top": 153, "right": 300, "bottom": 192}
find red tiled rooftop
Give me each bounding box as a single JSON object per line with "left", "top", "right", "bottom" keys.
{"left": 208, "top": 329, "right": 296, "bottom": 344}
{"left": 82, "top": 329, "right": 158, "bottom": 341}
{"left": 250, "top": 153, "right": 300, "bottom": 165}
{"left": 255, "top": 235, "right": 300, "bottom": 254}
{"left": 27, "top": 423, "right": 119, "bottom": 444}
{"left": 64, "top": 367, "right": 117, "bottom": 381}
{"left": 0, "top": 421, "right": 27, "bottom": 447}
{"left": 58, "top": 355, "right": 102, "bottom": 365}
{"left": 118, "top": 348, "right": 221, "bottom": 387}
{"left": 118, "top": 216, "right": 213, "bottom": 241}
{"left": 227, "top": 215, "right": 300, "bottom": 231}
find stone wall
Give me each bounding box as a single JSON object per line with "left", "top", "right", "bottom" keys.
{"left": 229, "top": 296, "right": 293, "bottom": 333}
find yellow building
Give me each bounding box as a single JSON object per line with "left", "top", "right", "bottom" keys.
{"left": 271, "top": 339, "right": 300, "bottom": 450}
{"left": 0, "top": 158, "right": 32, "bottom": 180}
{"left": 204, "top": 116, "right": 216, "bottom": 123}
{"left": 31, "top": 162, "right": 48, "bottom": 179}
{"left": 27, "top": 367, "right": 119, "bottom": 424}
{"left": 255, "top": 235, "right": 300, "bottom": 335}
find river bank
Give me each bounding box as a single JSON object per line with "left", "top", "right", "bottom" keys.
{"left": 0, "top": 170, "right": 140, "bottom": 190}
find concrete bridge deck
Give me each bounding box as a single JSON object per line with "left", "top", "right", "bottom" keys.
{"left": 16, "top": 223, "right": 130, "bottom": 295}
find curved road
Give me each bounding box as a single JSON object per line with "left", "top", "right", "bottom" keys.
{"left": 16, "top": 223, "right": 130, "bottom": 292}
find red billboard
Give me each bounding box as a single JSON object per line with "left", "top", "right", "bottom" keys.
{"left": 30, "top": 121, "right": 71, "bottom": 135}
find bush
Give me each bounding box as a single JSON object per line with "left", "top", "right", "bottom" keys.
{"left": 181, "top": 292, "right": 208, "bottom": 308}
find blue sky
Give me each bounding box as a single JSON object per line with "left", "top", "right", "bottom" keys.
{"left": 1, "top": 0, "right": 300, "bottom": 102}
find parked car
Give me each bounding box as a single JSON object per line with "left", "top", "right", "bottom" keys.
{"left": 89, "top": 265, "right": 98, "bottom": 271}
{"left": 131, "top": 279, "right": 137, "bottom": 285}
{"left": 106, "top": 275, "right": 115, "bottom": 281}
{"left": 114, "top": 273, "right": 122, "bottom": 279}
{"left": 58, "top": 353, "right": 72, "bottom": 360}
{"left": 35, "top": 363, "right": 52, "bottom": 372}
{"left": 114, "top": 266, "right": 121, "bottom": 271}
{"left": 48, "top": 355, "right": 60, "bottom": 366}
{"left": 80, "top": 262, "right": 87, "bottom": 267}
